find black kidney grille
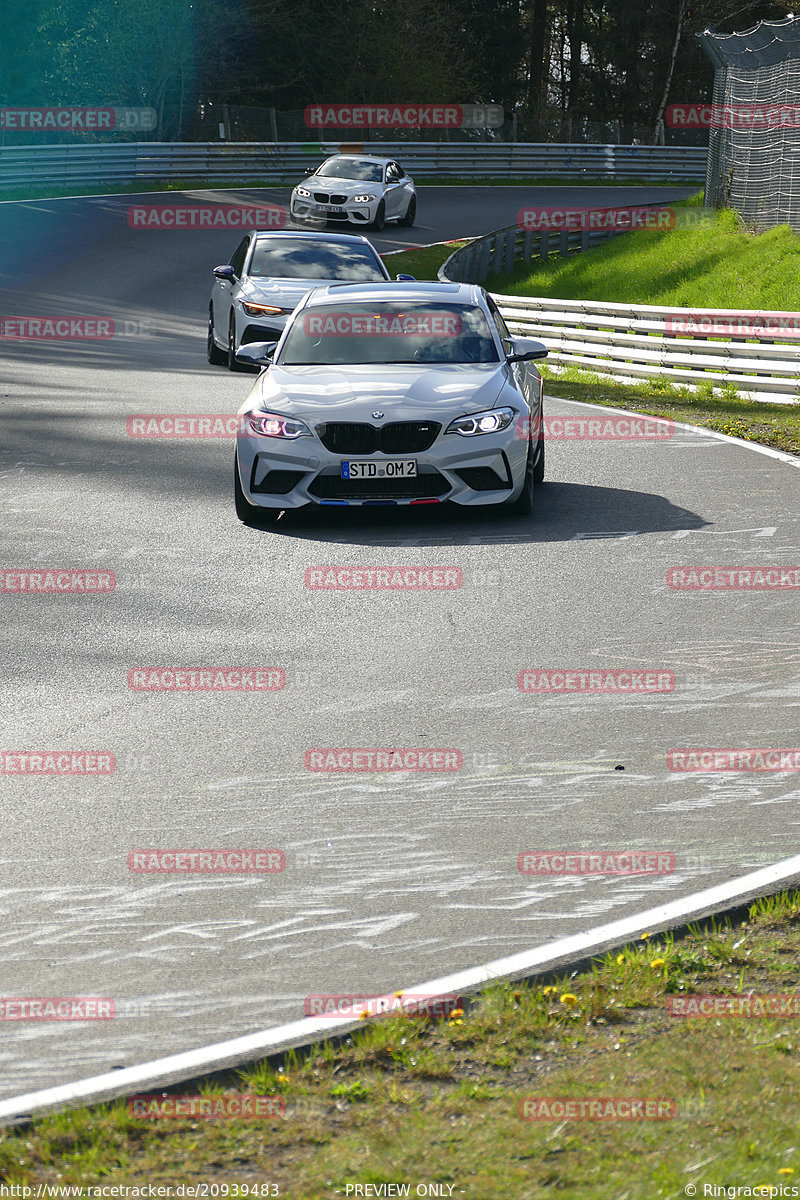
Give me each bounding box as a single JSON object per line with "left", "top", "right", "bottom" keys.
{"left": 313, "top": 191, "right": 330, "bottom": 202}
{"left": 380, "top": 422, "right": 440, "bottom": 453}
{"left": 316, "top": 422, "right": 441, "bottom": 455}
{"left": 330, "top": 194, "right": 347, "bottom": 204}
{"left": 317, "top": 423, "right": 377, "bottom": 454}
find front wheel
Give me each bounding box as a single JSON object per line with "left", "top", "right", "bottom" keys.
{"left": 398, "top": 195, "right": 416, "bottom": 227}
{"left": 227, "top": 314, "right": 246, "bottom": 372}
{"left": 207, "top": 307, "right": 227, "bottom": 365}
{"left": 370, "top": 200, "right": 386, "bottom": 232}
{"left": 533, "top": 423, "right": 545, "bottom": 484}
{"left": 502, "top": 439, "right": 535, "bottom": 516}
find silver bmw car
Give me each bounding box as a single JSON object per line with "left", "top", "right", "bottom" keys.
{"left": 232, "top": 282, "right": 547, "bottom": 525}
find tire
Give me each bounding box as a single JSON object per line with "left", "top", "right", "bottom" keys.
{"left": 234, "top": 453, "right": 280, "bottom": 527}
{"left": 398, "top": 195, "right": 416, "bottom": 227}
{"left": 503, "top": 438, "right": 535, "bottom": 516}
{"left": 533, "top": 422, "right": 545, "bottom": 484}
{"left": 227, "top": 313, "right": 247, "bottom": 372}
{"left": 370, "top": 200, "right": 386, "bottom": 232}
{"left": 207, "top": 307, "right": 227, "bottom": 365}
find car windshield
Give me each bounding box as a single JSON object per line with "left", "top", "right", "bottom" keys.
{"left": 248, "top": 239, "right": 386, "bottom": 281}
{"left": 314, "top": 158, "right": 384, "bottom": 182}
{"left": 279, "top": 302, "right": 500, "bottom": 365}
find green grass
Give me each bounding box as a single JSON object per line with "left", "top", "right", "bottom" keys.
{"left": 540, "top": 364, "right": 800, "bottom": 457}
{"left": 4, "top": 893, "right": 800, "bottom": 1196}
{"left": 0, "top": 176, "right": 701, "bottom": 204}
{"left": 382, "top": 239, "right": 468, "bottom": 280}
{"left": 489, "top": 200, "right": 800, "bottom": 310}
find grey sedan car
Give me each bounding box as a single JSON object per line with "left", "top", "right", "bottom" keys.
{"left": 232, "top": 282, "right": 547, "bottom": 525}
{"left": 208, "top": 230, "right": 394, "bottom": 371}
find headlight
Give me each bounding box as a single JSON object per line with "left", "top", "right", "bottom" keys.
{"left": 295, "top": 186, "right": 311, "bottom": 197}
{"left": 241, "top": 302, "right": 283, "bottom": 317}
{"left": 444, "top": 407, "right": 516, "bottom": 436}
{"left": 246, "top": 411, "right": 311, "bottom": 439}
{"left": 353, "top": 194, "right": 376, "bottom": 203}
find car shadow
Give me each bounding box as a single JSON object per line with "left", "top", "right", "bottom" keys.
{"left": 256, "top": 482, "right": 709, "bottom": 546}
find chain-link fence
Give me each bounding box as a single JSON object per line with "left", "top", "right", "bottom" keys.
{"left": 699, "top": 15, "right": 800, "bottom": 232}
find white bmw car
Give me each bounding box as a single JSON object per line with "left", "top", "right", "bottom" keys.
{"left": 232, "top": 282, "right": 547, "bottom": 525}
{"left": 290, "top": 154, "right": 416, "bottom": 231}
{"left": 208, "top": 230, "right": 399, "bottom": 371}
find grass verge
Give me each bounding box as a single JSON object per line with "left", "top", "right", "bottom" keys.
{"left": 0, "top": 177, "right": 701, "bottom": 204}
{"left": 382, "top": 239, "right": 469, "bottom": 280}
{"left": 540, "top": 365, "right": 800, "bottom": 458}
{"left": 488, "top": 200, "right": 800, "bottom": 310}
{"left": 3, "top": 892, "right": 800, "bottom": 1196}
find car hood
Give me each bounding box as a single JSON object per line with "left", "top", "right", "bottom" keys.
{"left": 238, "top": 364, "right": 508, "bottom": 421}
{"left": 238, "top": 278, "right": 375, "bottom": 308}
{"left": 300, "top": 177, "right": 383, "bottom": 195}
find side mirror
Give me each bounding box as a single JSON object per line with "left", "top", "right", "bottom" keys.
{"left": 507, "top": 337, "right": 548, "bottom": 362}
{"left": 235, "top": 340, "right": 278, "bottom": 366}
{"left": 395, "top": 273, "right": 416, "bottom": 282}
{"left": 213, "top": 265, "right": 235, "bottom": 281}
{"left": 304, "top": 166, "right": 316, "bottom": 175}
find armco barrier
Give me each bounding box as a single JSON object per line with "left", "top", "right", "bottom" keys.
{"left": 0, "top": 141, "right": 707, "bottom": 191}
{"left": 439, "top": 225, "right": 800, "bottom": 403}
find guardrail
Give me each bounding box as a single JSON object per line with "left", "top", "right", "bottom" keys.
{"left": 0, "top": 141, "right": 707, "bottom": 191}
{"left": 439, "top": 222, "right": 799, "bottom": 403}
{"left": 495, "top": 295, "right": 800, "bottom": 402}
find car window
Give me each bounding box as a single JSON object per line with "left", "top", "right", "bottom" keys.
{"left": 279, "top": 302, "right": 500, "bottom": 365}
{"left": 315, "top": 158, "right": 384, "bottom": 183}
{"left": 247, "top": 238, "right": 387, "bottom": 281}
{"left": 229, "top": 237, "right": 249, "bottom": 278}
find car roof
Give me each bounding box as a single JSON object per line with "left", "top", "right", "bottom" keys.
{"left": 250, "top": 229, "right": 376, "bottom": 246}
{"left": 302, "top": 281, "right": 482, "bottom": 306}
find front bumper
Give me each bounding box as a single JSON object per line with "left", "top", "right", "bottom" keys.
{"left": 290, "top": 195, "right": 378, "bottom": 226}
{"left": 234, "top": 421, "right": 531, "bottom": 509}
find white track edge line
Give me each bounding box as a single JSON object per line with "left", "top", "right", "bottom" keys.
{"left": 2, "top": 853, "right": 800, "bottom": 1124}
{"left": 551, "top": 393, "right": 800, "bottom": 467}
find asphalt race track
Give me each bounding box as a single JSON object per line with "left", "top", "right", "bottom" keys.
{"left": 0, "top": 184, "right": 798, "bottom": 1099}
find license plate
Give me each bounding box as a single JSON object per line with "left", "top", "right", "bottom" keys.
{"left": 314, "top": 204, "right": 343, "bottom": 213}
{"left": 341, "top": 460, "right": 417, "bottom": 479}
